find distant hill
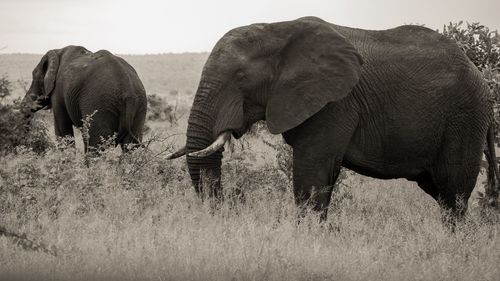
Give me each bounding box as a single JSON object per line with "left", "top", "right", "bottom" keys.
{"left": 0, "top": 53, "right": 209, "bottom": 100}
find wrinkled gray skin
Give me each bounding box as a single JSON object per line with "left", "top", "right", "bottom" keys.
{"left": 183, "top": 17, "right": 499, "bottom": 220}
{"left": 21, "top": 45, "right": 147, "bottom": 152}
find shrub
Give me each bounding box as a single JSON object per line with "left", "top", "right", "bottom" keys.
{"left": 0, "top": 74, "right": 11, "bottom": 100}
{"left": 0, "top": 74, "right": 52, "bottom": 155}
{"left": 146, "top": 93, "right": 178, "bottom": 126}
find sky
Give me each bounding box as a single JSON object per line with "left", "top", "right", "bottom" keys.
{"left": 1, "top": 0, "right": 499, "bottom": 54}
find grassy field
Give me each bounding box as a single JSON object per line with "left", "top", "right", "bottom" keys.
{"left": 0, "top": 54, "right": 499, "bottom": 281}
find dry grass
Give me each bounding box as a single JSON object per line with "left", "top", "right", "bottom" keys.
{"left": 0, "top": 119, "right": 499, "bottom": 281}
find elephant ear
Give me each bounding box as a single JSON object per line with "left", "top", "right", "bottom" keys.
{"left": 265, "top": 18, "right": 363, "bottom": 134}
{"left": 42, "top": 50, "right": 60, "bottom": 98}
{"left": 32, "top": 50, "right": 59, "bottom": 100}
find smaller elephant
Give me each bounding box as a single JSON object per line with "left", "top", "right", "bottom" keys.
{"left": 21, "top": 45, "right": 147, "bottom": 152}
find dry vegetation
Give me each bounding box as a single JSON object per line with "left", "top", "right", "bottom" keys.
{"left": 1, "top": 28, "right": 500, "bottom": 279}
{"left": 0, "top": 125, "right": 499, "bottom": 280}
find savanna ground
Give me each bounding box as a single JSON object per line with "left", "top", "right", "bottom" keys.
{"left": 1, "top": 48, "right": 500, "bottom": 280}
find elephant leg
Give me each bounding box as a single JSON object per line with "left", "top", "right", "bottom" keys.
{"left": 413, "top": 171, "right": 462, "bottom": 224}
{"left": 119, "top": 111, "right": 145, "bottom": 152}
{"left": 86, "top": 127, "right": 116, "bottom": 154}
{"left": 119, "top": 134, "right": 140, "bottom": 152}
{"left": 287, "top": 103, "right": 358, "bottom": 221}
{"left": 433, "top": 169, "right": 474, "bottom": 223}
{"left": 83, "top": 111, "right": 118, "bottom": 154}
{"left": 293, "top": 149, "right": 343, "bottom": 221}
{"left": 53, "top": 107, "right": 75, "bottom": 146}
{"left": 415, "top": 168, "right": 471, "bottom": 229}
{"left": 431, "top": 140, "right": 482, "bottom": 223}
{"left": 414, "top": 171, "right": 440, "bottom": 200}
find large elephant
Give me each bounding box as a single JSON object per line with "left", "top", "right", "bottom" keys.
{"left": 21, "top": 45, "right": 147, "bottom": 152}
{"left": 169, "top": 17, "right": 499, "bottom": 220}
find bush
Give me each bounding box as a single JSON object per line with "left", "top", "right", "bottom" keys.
{"left": 0, "top": 74, "right": 52, "bottom": 155}
{"left": 146, "top": 93, "right": 178, "bottom": 126}
{"left": 0, "top": 75, "right": 11, "bottom": 100}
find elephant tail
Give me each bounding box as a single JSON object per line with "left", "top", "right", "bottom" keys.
{"left": 484, "top": 125, "right": 500, "bottom": 206}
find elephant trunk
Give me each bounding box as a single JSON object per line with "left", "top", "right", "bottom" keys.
{"left": 185, "top": 78, "right": 224, "bottom": 198}
{"left": 19, "top": 82, "right": 47, "bottom": 120}
{"left": 19, "top": 88, "right": 39, "bottom": 121}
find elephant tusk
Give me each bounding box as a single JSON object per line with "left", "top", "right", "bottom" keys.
{"left": 166, "top": 145, "right": 186, "bottom": 160}
{"left": 188, "top": 131, "right": 231, "bottom": 157}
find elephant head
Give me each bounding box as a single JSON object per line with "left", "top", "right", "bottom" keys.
{"left": 21, "top": 50, "right": 60, "bottom": 117}
{"left": 171, "top": 17, "right": 363, "bottom": 196}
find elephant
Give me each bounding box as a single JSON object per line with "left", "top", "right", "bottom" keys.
{"left": 168, "top": 17, "right": 499, "bottom": 221}
{"left": 21, "top": 45, "right": 147, "bottom": 152}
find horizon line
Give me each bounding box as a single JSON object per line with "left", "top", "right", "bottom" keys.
{"left": 0, "top": 51, "right": 211, "bottom": 56}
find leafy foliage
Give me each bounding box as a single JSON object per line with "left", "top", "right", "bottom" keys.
{"left": 442, "top": 22, "right": 499, "bottom": 70}
{"left": 0, "top": 74, "right": 52, "bottom": 155}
